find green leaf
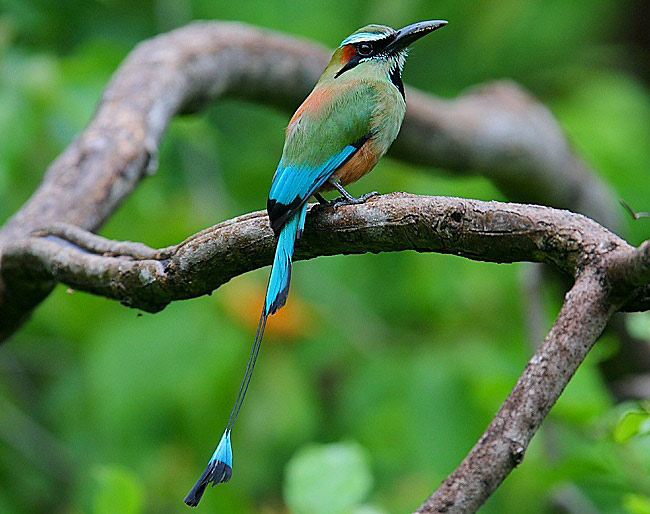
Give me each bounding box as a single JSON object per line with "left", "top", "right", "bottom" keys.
{"left": 92, "top": 464, "right": 144, "bottom": 514}
{"left": 614, "top": 411, "right": 650, "bottom": 443}
{"left": 626, "top": 313, "right": 650, "bottom": 341}
{"left": 624, "top": 494, "right": 650, "bottom": 514}
{"left": 284, "top": 441, "right": 373, "bottom": 514}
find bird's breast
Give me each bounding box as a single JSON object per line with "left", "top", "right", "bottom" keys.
{"left": 325, "top": 83, "right": 405, "bottom": 189}
{"left": 371, "top": 83, "right": 407, "bottom": 153}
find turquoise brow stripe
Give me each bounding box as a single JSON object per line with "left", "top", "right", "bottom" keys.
{"left": 339, "top": 32, "right": 389, "bottom": 47}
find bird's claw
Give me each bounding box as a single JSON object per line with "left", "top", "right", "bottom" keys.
{"left": 327, "top": 191, "right": 380, "bottom": 211}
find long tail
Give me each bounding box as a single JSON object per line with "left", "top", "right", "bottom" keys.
{"left": 184, "top": 203, "right": 308, "bottom": 507}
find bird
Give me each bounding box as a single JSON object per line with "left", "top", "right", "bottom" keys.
{"left": 184, "top": 19, "right": 448, "bottom": 507}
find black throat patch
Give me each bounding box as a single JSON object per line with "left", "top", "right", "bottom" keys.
{"left": 389, "top": 65, "right": 405, "bottom": 99}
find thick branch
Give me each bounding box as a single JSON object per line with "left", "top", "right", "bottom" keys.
{"left": 0, "top": 21, "right": 621, "bottom": 340}
{"left": 6, "top": 193, "right": 647, "bottom": 512}
{"left": 609, "top": 240, "right": 650, "bottom": 288}
{"left": 1, "top": 20, "right": 648, "bottom": 513}
{"left": 416, "top": 270, "right": 617, "bottom": 513}
{"left": 3, "top": 194, "right": 648, "bottom": 314}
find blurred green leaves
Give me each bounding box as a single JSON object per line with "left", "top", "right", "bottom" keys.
{"left": 614, "top": 409, "right": 650, "bottom": 444}
{"left": 627, "top": 312, "right": 650, "bottom": 341}
{"left": 284, "top": 441, "right": 374, "bottom": 514}
{"left": 92, "top": 465, "right": 144, "bottom": 514}
{"left": 624, "top": 493, "right": 650, "bottom": 514}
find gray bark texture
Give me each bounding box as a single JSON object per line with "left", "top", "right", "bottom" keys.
{"left": 1, "top": 21, "right": 648, "bottom": 513}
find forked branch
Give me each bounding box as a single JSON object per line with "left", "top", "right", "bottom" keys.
{"left": 1, "top": 21, "right": 648, "bottom": 514}
{"left": 3, "top": 193, "right": 649, "bottom": 512}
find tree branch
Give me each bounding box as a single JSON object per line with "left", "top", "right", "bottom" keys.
{"left": 0, "top": 21, "right": 621, "bottom": 341}
{"left": 1, "top": 20, "right": 648, "bottom": 512}
{"left": 3, "top": 193, "right": 648, "bottom": 313}
{"left": 416, "top": 269, "right": 617, "bottom": 513}
{"left": 4, "top": 193, "right": 648, "bottom": 512}
{"left": 609, "top": 240, "right": 650, "bottom": 289}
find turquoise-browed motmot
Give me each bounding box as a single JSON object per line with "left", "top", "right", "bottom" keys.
{"left": 184, "top": 20, "right": 447, "bottom": 506}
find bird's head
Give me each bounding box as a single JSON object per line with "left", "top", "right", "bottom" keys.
{"left": 322, "top": 20, "right": 448, "bottom": 95}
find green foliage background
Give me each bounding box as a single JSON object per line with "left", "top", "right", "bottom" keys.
{"left": 1, "top": 1, "right": 650, "bottom": 512}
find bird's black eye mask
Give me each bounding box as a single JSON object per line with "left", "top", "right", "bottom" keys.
{"left": 335, "top": 33, "right": 397, "bottom": 78}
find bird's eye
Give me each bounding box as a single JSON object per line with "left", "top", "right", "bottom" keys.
{"left": 356, "top": 43, "right": 374, "bottom": 57}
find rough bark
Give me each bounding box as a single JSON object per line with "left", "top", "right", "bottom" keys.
{"left": 417, "top": 270, "right": 617, "bottom": 513}
{"left": 2, "top": 194, "right": 648, "bottom": 314}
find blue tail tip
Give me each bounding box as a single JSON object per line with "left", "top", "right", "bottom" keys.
{"left": 184, "top": 431, "right": 233, "bottom": 507}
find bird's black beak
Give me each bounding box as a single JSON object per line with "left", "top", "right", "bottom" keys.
{"left": 385, "top": 20, "right": 448, "bottom": 54}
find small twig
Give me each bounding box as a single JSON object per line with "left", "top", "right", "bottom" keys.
{"left": 620, "top": 199, "right": 650, "bottom": 220}
{"left": 32, "top": 223, "right": 168, "bottom": 260}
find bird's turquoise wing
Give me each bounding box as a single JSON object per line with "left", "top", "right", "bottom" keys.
{"left": 267, "top": 83, "right": 377, "bottom": 235}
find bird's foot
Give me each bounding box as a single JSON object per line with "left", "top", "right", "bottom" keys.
{"left": 327, "top": 191, "right": 379, "bottom": 211}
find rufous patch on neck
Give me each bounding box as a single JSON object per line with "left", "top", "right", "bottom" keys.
{"left": 287, "top": 83, "right": 353, "bottom": 128}
{"left": 288, "top": 87, "right": 329, "bottom": 126}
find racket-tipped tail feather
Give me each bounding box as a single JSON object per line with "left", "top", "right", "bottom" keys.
{"left": 184, "top": 430, "right": 233, "bottom": 507}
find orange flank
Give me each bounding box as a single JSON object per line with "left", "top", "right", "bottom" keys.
{"left": 340, "top": 44, "right": 355, "bottom": 64}
{"left": 322, "top": 137, "right": 380, "bottom": 189}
